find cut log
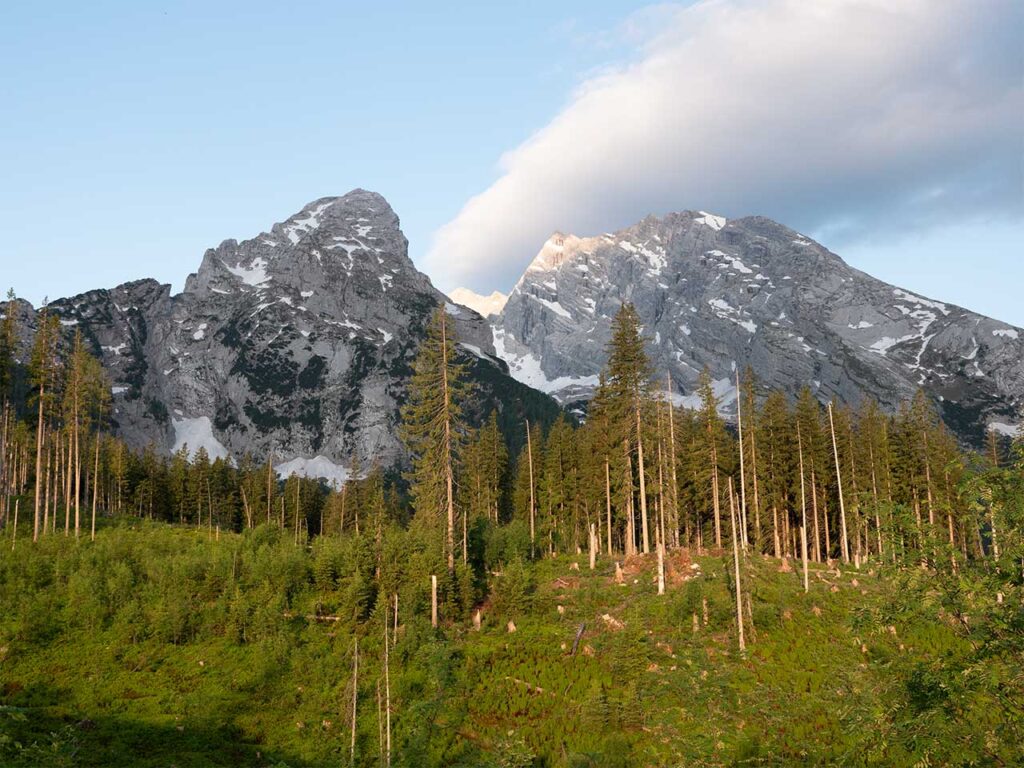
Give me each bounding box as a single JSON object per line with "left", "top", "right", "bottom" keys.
{"left": 570, "top": 622, "right": 586, "bottom": 656}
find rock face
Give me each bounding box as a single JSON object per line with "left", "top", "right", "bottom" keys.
{"left": 494, "top": 211, "right": 1024, "bottom": 442}
{"left": 28, "top": 190, "right": 552, "bottom": 480}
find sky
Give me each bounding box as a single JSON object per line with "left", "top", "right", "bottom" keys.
{"left": 2, "top": 0, "right": 1022, "bottom": 325}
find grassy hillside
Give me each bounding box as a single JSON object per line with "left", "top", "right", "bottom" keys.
{"left": 1, "top": 517, "right": 1021, "bottom": 767}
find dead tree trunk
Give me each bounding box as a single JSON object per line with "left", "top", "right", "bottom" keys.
{"left": 90, "top": 433, "right": 100, "bottom": 541}
{"left": 828, "top": 403, "right": 851, "bottom": 563}
{"left": 798, "top": 425, "right": 809, "bottom": 593}
{"left": 736, "top": 372, "right": 749, "bottom": 551}
{"left": 636, "top": 407, "right": 650, "bottom": 555}
{"left": 350, "top": 636, "right": 358, "bottom": 764}
{"left": 728, "top": 477, "right": 745, "bottom": 652}
{"left": 527, "top": 420, "right": 536, "bottom": 555}
{"left": 431, "top": 574, "right": 438, "bottom": 628}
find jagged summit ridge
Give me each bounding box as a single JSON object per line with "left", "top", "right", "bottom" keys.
{"left": 29, "top": 189, "right": 539, "bottom": 481}
{"left": 494, "top": 208, "right": 1023, "bottom": 442}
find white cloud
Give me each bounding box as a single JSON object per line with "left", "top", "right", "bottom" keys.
{"left": 424, "top": 0, "right": 1023, "bottom": 293}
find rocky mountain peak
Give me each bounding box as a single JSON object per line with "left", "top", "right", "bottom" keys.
{"left": 495, "top": 208, "right": 1023, "bottom": 443}
{"left": 21, "top": 190, "right": 549, "bottom": 483}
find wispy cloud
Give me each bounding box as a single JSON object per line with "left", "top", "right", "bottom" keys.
{"left": 424, "top": 0, "right": 1023, "bottom": 292}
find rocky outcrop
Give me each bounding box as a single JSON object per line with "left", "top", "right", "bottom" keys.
{"left": 494, "top": 211, "right": 1024, "bottom": 443}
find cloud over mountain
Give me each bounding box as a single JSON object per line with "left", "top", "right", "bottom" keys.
{"left": 424, "top": 0, "right": 1023, "bottom": 293}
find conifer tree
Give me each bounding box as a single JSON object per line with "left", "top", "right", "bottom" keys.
{"left": 605, "top": 303, "right": 653, "bottom": 554}
{"left": 401, "top": 306, "right": 469, "bottom": 572}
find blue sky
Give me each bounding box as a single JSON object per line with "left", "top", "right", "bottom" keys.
{"left": 2, "top": 1, "right": 1022, "bottom": 325}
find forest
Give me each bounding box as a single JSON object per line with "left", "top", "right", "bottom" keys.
{"left": 1, "top": 296, "right": 1022, "bottom": 767}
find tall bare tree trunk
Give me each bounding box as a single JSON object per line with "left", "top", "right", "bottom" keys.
{"left": 636, "top": 407, "right": 650, "bottom": 555}
{"left": 431, "top": 574, "right": 438, "bottom": 628}
{"left": 383, "top": 606, "right": 391, "bottom": 768}
{"left": 736, "top": 372, "right": 749, "bottom": 551}
{"left": 828, "top": 403, "right": 850, "bottom": 563}
{"left": 666, "top": 374, "right": 680, "bottom": 548}
{"left": 266, "top": 453, "right": 273, "bottom": 526}
{"left": 350, "top": 637, "right": 358, "bottom": 764}
{"left": 33, "top": 393, "right": 44, "bottom": 541}
{"left": 772, "top": 504, "right": 780, "bottom": 559}
{"left": 711, "top": 453, "right": 721, "bottom": 549}
{"left": 240, "top": 484, "right": 252, "bottom": 529}
{"left": 625, "top": 449, "right": 636, "bottom": 556}
{"left": 74, "top": 386, "right": 82, "bottom": 538}
{"left": 750, "top": 409, "right": 762, "bottom": 551}
{"left": 657, "top": 537, "right": 665, "bottom": 596}
{"left": 439, "top": 313, "right": 456, "bottom": 573}
{"left": 798, "top": 425, "right": 809, "bottom": 593}
{"left": 923, "top": 431, "right": 935, "bottom": 527}
{"left": 811, "top": 469, "right": 822, "bottom": 562}
{"left": 90, "top": 432, "right": 100, "bottom": 541}
{"left": 43, "top": 433, "right": 51, "bottom": 535}
{"left": 605, "top": 457, "right": 612, "bottom": 555}
{"left": 868, "top": 443, "right": 883, "bottom": 558}
{"left": 64, "top": 432, "right": 72, "bottom": 535}
{"left": 526, "top": 420, "right": 535, "bottom": 555}
{"left": 728, "top": 477, "right": 745, "bottom": 652}
{"left": 589, "top": 522, "right": 597, "bottom": 570}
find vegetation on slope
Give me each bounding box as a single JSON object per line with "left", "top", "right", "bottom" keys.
{"left": 1, "top": 303, "right": 1023, "bottom": 766}
{"left": 1, "top": 516, "right": 1022, "bottom": 767}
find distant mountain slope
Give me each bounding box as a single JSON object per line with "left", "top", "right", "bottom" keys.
{"left": 494, "top": 211, "right": 1023, "bottom": 442}
{"left": 13, "top": 190, "right": 559, "bottom": 480}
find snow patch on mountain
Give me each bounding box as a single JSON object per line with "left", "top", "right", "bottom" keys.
{"left": 224, "top": 257, "right": 270, "bottom": 287}
{"left": 989, "top": 421, "right": 1020, "bottom": 438}
{"left": 171, "top": 416, "right": 229, "bottom": 461}
{"left": 672, "top": 377, "right": 738, "bottom": 413}
{"left": 492, "top": 327, "right": 597, "bottom": 395}
{"left": 695, "top": 211, "right": 726, "bottom": 231}
{"left": 448, "top": 288, "right": 508, "bottom": 318}
{"left": 276, "top": 455, "right": 350, "bottom": 487}
{"left": 283, "top": 200, "right": 336, "bottom": 244}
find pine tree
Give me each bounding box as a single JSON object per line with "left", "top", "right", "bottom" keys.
{"left": 401, "top": 306, "right": 469, "bottom": 572}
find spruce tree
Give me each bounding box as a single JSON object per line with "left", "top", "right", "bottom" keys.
{"left": 400, "top": 306, "right": 469, "bottom": 572}
{"left": 605, "top": 303, "right": 653, "bottom": 554}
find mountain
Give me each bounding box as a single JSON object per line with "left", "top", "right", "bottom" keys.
{"left": 448, "top": 288, "right": 508, "bottom": 318}
{"left": 494, "top": 211, "right": 1024, "bottom": 442}
{"left": 14, "top": 190, "right": 558, "bottom": 481}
